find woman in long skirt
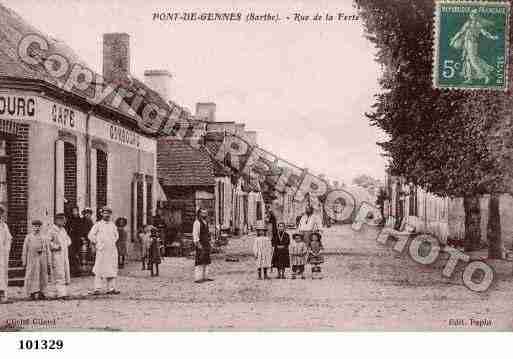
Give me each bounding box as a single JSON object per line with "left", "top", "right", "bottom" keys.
{"left": 271, "top": 222, "right": 290, "bottom": 279}
{"left": 22, "top": 220, "right": 52, "bottom": 300}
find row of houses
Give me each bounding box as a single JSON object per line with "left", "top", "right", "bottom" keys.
{"left": 0, "top": 3, "right": 266, "bottom": 271}
{"left": 383, "top": 171, "right": 513, "bottom": 249}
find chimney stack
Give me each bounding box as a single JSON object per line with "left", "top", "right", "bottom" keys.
{"left": 144, "top": 69, "right": 172, "bottom": 101}
{"left": 196, "top": 102, "right": 216, "bottom": 122}
{"left": 103, "top": 33, "right": 131, "bottom": 83}
{"left": 244, "top": 131, "right": 257, "bottom": 145}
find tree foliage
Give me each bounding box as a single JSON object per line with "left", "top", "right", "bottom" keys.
{"left": 358, "top": 0, "right": 509, "bottom": 197}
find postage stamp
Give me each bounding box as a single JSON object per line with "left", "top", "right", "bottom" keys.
{"left": 433, "top": 1, "right": 510, "bottom": 91}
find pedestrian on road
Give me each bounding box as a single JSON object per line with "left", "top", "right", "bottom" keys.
{"left": 149, "top": 226, "right": 162, "bottom": 276}
{"left": 289, "top": 233, "right": 308, "bottom": 279}
{"left": 308, "top": 232, "right": 324, "bottom": 280}
{"left": 22, "top": 220, "right": 51, "bottom": 300}
{"left": 272, "top": 222, "right": 290, "bottom": 279}
{"left": 49, "top": 213, "right": 72, "bottom": 299}
{"left": 192, "top": 208, "right": 213, "bottom": 283}
{"left": 252, "top": 224, "right": 273, "bottom": 280}
{"left": 0, "top": 205, "right": 13, "bottom": 304}
{"left": 66, "top": 206, "right": 82, "bottom": 277}
{"left": 115, "top": 217, "right": 128, "bottom": 269}
{"left": 298, "top": 205, "right": 323, "bottom": 248}
{"left": 139, "top": 225, "right": 152, "bottom": 270}
{"left": 88, "top": 207, "right": 120, "bottom": 295}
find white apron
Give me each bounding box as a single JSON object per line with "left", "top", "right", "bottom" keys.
{"left": 88, "top": 220, "right": 118, "bottom": 278}
{"left": 49, "top": 225, "right": 71, "bottom": 285}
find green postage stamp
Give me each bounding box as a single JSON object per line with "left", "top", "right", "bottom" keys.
{"left": 433, "top": 1, "right": 510, "bottom": 91}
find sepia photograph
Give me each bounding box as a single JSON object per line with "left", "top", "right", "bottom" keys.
{"left": 0, "top": 0, "right": 513, "bottom": 339}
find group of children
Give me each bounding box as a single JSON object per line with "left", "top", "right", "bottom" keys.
{"left": 253, "top": 224, "right": 324, "bottom": 280}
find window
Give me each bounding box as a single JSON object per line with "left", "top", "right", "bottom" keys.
{"left": 96, "top": 149, "right": 108, "bottom": 210}
{"left": 256, "top": 201, "right": 262, "bottom": 221}
{"left": 63, "top": 142, "right": 77, "bottom": 217}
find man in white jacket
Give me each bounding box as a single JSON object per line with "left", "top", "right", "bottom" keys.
{"left": 88, "top": 207, "right": 119, "bottom": 295}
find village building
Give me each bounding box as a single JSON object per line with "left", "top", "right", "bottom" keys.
{"left": 0, "top": 5, "right": 190, "bottom": 283}
{"left": 157, "top": 103, "right": 264, "bottom": 238}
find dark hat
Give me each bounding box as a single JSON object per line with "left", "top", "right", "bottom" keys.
{"left": 0, "top": 205, "right": 5, "bottom": 213}
{"left": 115, "top": 217, "right": 127, "bottom": 227}
{"left": 31, "top": 220, "right": 43, "bottom": 226}
{"left": 82, "top": 207, "right": 93, "bottom": 215}
{"left": 55, "top": 213, "right": 66, "bottom": 220}
{"left": 292, "top": 232, "right": 303, "bottom": 239}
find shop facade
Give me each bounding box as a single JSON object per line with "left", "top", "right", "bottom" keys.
{"left": 0, "top": 81, "right": 158, "bottom": 265}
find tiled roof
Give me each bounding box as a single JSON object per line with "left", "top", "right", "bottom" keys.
{"left": 158, "top": 138, "right": 215, "bottom": 187}
{"left": 0, "top": 3, "right": 186, "bottom": 128}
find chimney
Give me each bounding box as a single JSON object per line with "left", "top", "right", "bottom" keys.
{"left": 235, "top": 123, "right": 245, "bottom": 136}
{"left": 196, "top": 102, "right": 216, "bottom": 122}
{"left": 103, "top": 33, "right": 131, "bottom": 83}
{"left": 144, "top": 69, "right": 172, "bottom": 101}
{"left": 244, "top": 131, "right": 257, "bottom": 145}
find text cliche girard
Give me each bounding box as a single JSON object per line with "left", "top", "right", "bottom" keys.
{"left": 151, "top": 11, "right": 359, "bottom": 23}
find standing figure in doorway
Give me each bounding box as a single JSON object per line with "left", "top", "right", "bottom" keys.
{"left": 272, "top": 222, "right": 290, "bottom": 279}
{"left": 0, "top": 205, "right": 12, "bottom": 304}
{"left": 66, "top": 206, "right": 82, "bottom": 277}
{"left": 88, "top": 207, "right": 120, "bottom": 295}
{"left": 80, "top": 208, "right": 94, "bottom": 274}
{"left": 115, "top": 217, "right": 128, "bottom": 269}
{"left": 192, "top": 208, "right": 213, "bottom": 283}
{"left": 49, "top": 213, "right": 71, "bottom": 299}
{"left": 22, "top": 220, "right": 51, "bottom": 300}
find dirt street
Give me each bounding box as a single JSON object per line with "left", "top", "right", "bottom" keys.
{"left": 2, "top": 225, "right": 513, "bottom": 331}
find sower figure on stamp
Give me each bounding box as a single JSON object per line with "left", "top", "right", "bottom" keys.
{"left": 192, "top": 208, "right": 213, "bottom": 283}
{"left": 0, "top": 205, "right": 12, "bottom": 304}
{"left": 88, "top": 207, "right": 120, "bottom": 295}
{"left": 449, "top": 9, "right": 498, "bottom": 85}
{"left": 49, "top": 213, "right": 72, "bottom": 299}
{"left": 22, "top": 220, "right": 51, "bottom": 300}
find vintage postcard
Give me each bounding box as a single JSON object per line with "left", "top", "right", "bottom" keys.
{"left": 1, "top": 0, "right": 513, "bottom": 338}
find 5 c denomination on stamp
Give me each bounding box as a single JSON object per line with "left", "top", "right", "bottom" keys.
{"left": 433, "top": 1, "right": 510, "bottom": 91}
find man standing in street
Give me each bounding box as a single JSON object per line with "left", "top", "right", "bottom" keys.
{"left": 192, "top": 208, "right": 213, "bottom": 283}
{"left": 88, "top": 207, "right": 120, "bottom": 295}
{"left": 298, "top": 205, "right": 323, "bottom": 247}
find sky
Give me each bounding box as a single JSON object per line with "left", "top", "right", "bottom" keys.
{"left": 4, "top": 0, "right": 387, "bottom": 185}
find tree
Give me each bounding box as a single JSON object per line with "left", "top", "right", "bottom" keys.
{"left": 358, "top": 0, "right": 509, "bottom": 255}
